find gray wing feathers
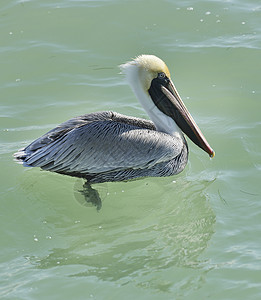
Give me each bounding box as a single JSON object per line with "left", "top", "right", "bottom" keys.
{"left": 18, "top": 111, "right": 182, "bottom": 176}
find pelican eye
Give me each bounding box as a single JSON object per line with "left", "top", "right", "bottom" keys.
{"left": 157, "top": 72, "right": 169, "bottom": 86}
{"left": 157, "top": 72, "right": 166, "bottom": 79}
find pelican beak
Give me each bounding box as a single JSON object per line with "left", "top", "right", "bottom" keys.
{"left": 148, "top": 76, "right": 215, "bottom": 158}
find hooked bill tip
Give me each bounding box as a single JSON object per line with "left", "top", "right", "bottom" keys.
{"left": 209, "top": 150, "right": 215, "bottom": 158}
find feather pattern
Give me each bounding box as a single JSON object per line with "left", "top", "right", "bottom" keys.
{"left": 14, "top": 111, "right": 188, "bottom": 183}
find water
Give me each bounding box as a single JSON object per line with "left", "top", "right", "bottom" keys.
{"left": 1, "top": 0, "right": 260, "bottom": 299}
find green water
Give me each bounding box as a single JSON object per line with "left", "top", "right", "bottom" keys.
{"left": 1, "top": 0, "right": 260, "bottom": 299}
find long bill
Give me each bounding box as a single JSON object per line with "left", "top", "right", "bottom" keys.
{"left": 149, "top": 77, "right": 215, "bottom": 158}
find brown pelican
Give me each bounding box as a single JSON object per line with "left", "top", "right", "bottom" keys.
{"left": 14, "top": 55, "right": 214, "bottom": 184}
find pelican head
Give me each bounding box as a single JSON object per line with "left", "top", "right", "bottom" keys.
{"left": 120, "top": 54, "right": 215, "bottom": 158}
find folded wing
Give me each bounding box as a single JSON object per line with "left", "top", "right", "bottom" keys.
{"left": 14, "top": 111, "right": 183, "bottom": 179}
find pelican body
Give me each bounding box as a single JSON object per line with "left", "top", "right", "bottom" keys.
{"left": 14, "top": 55, "right": 214, "bottom": 183}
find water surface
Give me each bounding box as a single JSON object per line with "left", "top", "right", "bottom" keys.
{"left": 1, "top": 0, "right": 260, "bottom": 299}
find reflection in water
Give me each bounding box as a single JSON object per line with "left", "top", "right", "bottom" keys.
{"left": 74, "top": 181, "right": 104, "bottom": 211}
{"left": 31, "top": 177, "right": 216, "bottom": 293}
